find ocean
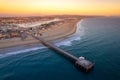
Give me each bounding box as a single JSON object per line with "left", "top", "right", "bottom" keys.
{"left": 0, "top": 17, "right": 120, "bottom": 80}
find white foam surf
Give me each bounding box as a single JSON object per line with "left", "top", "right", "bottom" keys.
{"left": 0, "top": 19, "right": 85, "bottom": 58}
{"left": 55, "top": 19, "right": 85, "bottom": 46}
{"left": 0, "top": 46, "right": 46, "bottom": 58}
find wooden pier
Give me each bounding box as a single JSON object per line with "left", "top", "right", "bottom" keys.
{"left": 27, "top": 32, "right": 94, "bottom": 72}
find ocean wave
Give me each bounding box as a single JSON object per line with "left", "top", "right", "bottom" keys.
{"left": 0, "top": 46, "right": 46, "bottom": 58}
{"left": 56, "top": 36, "right": 81, "bottom": 46}
{"left": 0, "top": 20, "right": 85, "bottom": 58}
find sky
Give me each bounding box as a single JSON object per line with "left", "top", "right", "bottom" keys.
{"left": 0, "top": 0, "right": 120, "bottom": 16}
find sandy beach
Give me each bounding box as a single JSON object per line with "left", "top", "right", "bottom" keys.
{"left": 0, "top": 19, "right": 81, "bottom": 49}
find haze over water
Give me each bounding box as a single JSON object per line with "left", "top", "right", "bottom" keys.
{"left": 0, "top": 17, "right": 120, "bottom": 80}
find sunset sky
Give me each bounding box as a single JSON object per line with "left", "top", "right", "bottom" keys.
{"left": 0, "top": 0, "right": 120, "bottom": 16}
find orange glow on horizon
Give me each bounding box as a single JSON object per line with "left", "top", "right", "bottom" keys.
{"left": 0, "top": 0, "right": 120, "bottom": 16}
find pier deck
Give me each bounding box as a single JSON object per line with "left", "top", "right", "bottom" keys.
{"left": 27, "top": 32, "right": 94, "bottom": 72}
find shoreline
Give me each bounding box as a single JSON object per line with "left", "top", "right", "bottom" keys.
{"left": 0, "top": 19, "right": 81, "bottom": 49}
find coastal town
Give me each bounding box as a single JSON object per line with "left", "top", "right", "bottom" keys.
{"left": 0, "top": 16, "right": 69, "bottom": 40}
{"left": 0, "top": 15, "right": 94, "bottom": 40}
{"left": 0, "top": 15, "right": 96, "bottom": 49}
{"left": 0, "top": 15, "right": 86, "bottom": 40}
